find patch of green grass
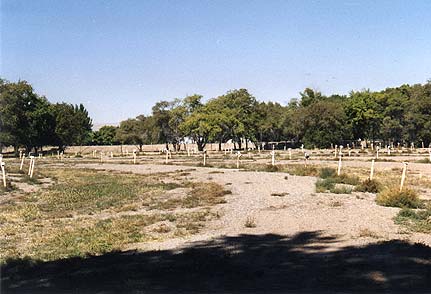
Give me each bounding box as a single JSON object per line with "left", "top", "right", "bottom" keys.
{"left": 315, "top": 172, "right": 358, "bottom": 193}
{"left": 395, "top": 207, "right": 431, "bottom": 233}
{"left": 376, "top": 188, "right": 423, "bottom": 208}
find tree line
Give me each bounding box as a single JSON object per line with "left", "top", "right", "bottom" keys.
{"left": 111, "top": 81, "right": 431, "bottom": 151}
{"left": 0, "top": 78, "right": 92, "bottom": 153}
{"left": 2, "top": 77, "right": 431, "bottom": 153}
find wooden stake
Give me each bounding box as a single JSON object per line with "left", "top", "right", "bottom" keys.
{"left": 20, "top": 155, "right": 25, "bottom": 170}
{"left": 203, "top": 150, "right": 206, "bottom": 166}
{"left": 400, "top": 162, "right": 408, "bottom": 192}
{"left": 30, "top": 158, "right": 35, "bottom": 178}
{"left": 337, "top": 154, "right": 342, "bottom": 176}
{"left": 1, "top": 162, "right": 6, "bottom": 188}
{"left": 370, "top": 158, "right": 375, "bottom": 180}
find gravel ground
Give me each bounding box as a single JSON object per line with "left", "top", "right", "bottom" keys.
{"left": 78, "top": 163, "right": 431, "bottom": 252}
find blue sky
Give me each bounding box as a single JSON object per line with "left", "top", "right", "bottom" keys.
{"left": 1, "top": 0, "right": 431, "bottom": 124}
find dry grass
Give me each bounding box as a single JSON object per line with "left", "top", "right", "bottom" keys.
{"left": 244, "top": 216, "right": 257, "bottom": 228}
{"left": 0, "top": 167, "right": 230, "bottom": 262}
{"left": 376, "top": 187, "right": 423, "bottom": 208}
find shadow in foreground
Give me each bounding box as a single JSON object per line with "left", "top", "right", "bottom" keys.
{"left": 2, "top": 231, "right": 430, "bottom": 293}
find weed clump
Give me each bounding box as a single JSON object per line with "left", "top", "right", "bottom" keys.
{"left": 376, "top": 188, "right": 423, "bottom": 208}
{"left": 319, "top": 167, "right": 336, "bottom": 179}
{"left": 244, "top": 216, "right": 257, "bottom": 228}
{"left": 355, "top": 179, "right": 381, "bottom": 193}
{"left": 395, "top": 207, "right": 431, "bottom": 233}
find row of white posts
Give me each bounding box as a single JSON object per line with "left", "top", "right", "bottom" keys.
{"left": 0, "top": 153, "right": 37, "bottom": 188}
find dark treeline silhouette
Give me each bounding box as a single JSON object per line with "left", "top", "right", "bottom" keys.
{"left": 2, "top": 231, "right": 430, "bottom": 293}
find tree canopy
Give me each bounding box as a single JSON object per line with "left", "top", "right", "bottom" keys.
{"left": 2, "top": 77, "right": 431, "bottom": 152}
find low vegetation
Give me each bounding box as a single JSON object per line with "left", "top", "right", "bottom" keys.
{"left": 0, "top": 167, "right": 230, "bottom": 262}
{"left": 395, "top": 207, "right": 431, "bottom": 233}
{"left": 376, "top": 188, "right": 423, "bottom": 208}
{"left": 315, "top": 168, "right": 359, "bottom": 194}
{"left": 355, "top": 179, "right": 381, "bottom": 193}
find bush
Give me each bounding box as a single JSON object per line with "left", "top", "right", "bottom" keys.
{"left": 376, "top": 188, "right": 423, "bottom": 208}
{"left": 315, "top": 178, "right": 336, "bottom": 193}
{"left": 355, "top": 179, "right": 381, "bottom": 193}
{"left": 395, "top": 208, "right": 431, "bottom": 233}
{"left": 330, "top": 185, "right": 352, "bottom": 194}
{"left": 319, "top": 167, "right": 336, "bottom": 179}
{"left": 264, "top": 165, "right": 280, "bottom": 172}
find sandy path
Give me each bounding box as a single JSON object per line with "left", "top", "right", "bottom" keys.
{"left": 77, "top": 163, "right": 431, "bottom": 251}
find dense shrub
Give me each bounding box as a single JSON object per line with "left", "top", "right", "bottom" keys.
{"left": 355, "top": 179, "right": 381, "bottom": 193}
{"left": 376, "top": 188, "right": 423, "bottom": 208}
{"left": 319, "top": 167, "right": 336, "bottom": 179}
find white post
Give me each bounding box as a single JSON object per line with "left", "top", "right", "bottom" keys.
{"left": 370, "top": 158, "right": 375, "bottom": 180}
{"left": 400, "top": 162, "right": 408, "bottom": 192}
{"left": 387, "top": 146, "right": 391, "bottom": 156}
{"left": 288, "top": 148, "right": 292, "bottom": 160}
{"left": 337, "top": 154, "right": 342, "bottom": 176}
{"left": 203, "top": 150, "right": 206, "bottom": 166}
{"left": 20, "top": 154, "right": 25, "bottom": 170}
{"left": 165, "top": 149, "right": 169, "bottom": 164}
{"left": 19, "top": 150, "right": 23, "bottom": 159}
{"left": 57, "top": 151, "right": 60, "bottom": 160}
{"left": 334, "top": 145, "right": 338, "bottom": 158}
{"left": 133, "top": 151, "right": 137, "bottom": 164}
{"left": 376, "top": 147, "right": 379, "bottom": 159}
{"left": 236, "top": 151, "right": 241, "bottom": 169}
{"left": 28, "top": 156, "right": 33, "bottom": 176}
{"left": 271, "top": 150, "right": 275, "bottom": 166}
{"left": 258, "top": 145, "right": 261, "bottom": 154}
{"left": 1, "top": 162, "right": 6, "bottom": 188}
{"left": 301, "top": 144, "right": 304, "bottom": 153}
{"left": 30, "top": 157, "right": 35, "bottom": 178}
{"left": 110, "top": 152, "right": 113, "bottom": 158}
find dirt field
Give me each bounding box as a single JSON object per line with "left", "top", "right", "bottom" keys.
{"left": 1, "top": 150, "right": 431, "bottom": 293}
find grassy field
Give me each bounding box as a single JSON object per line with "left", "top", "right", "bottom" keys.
{"left": 0, "top": 167, "right": 230, "bottom": 262}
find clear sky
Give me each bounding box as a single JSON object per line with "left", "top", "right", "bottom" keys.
{"left": 1, "top": 0, "right": 431, "bottom": 124}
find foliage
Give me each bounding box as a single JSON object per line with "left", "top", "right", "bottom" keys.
{"left": 376, "top": 188, "right": 423, "bottom": 208}
{"left": 355, "top": 179, "right": 381, "bottom": 193}
{"left": 395, "top": 207, "right": 431, "bottom": 233}
{"left": 0, "top": 78, "right": 92, "bottom": 152}
{"left": 91, "top": 126, "right": 119, "bottom": 145}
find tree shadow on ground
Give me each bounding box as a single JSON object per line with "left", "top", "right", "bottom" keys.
{"left": 2, "top": 231, "right": 430, "bottom": 293}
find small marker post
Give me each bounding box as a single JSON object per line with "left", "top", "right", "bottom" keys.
{"left": 203, "top": 149, "right": 207, "bottom": 166}
{"left": 370, "top": 158, "right": 375, "bottom": 180}
{"left": 1, "top": 161, "right": 6, "bottom": 188}
{"left": 400, "top": 162, "right": 408, "bottom": 192}
{"left": 236, "top": 151, "right": 241, "bottom": 169}
{"left": 271, "top": 150, "right": 275, "bottom": 166}
{"left": 337, "top": 154, "right": 342, "bottom": 176}
{"left": 20, "top": 154, "right": 25, "bottom": 170}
